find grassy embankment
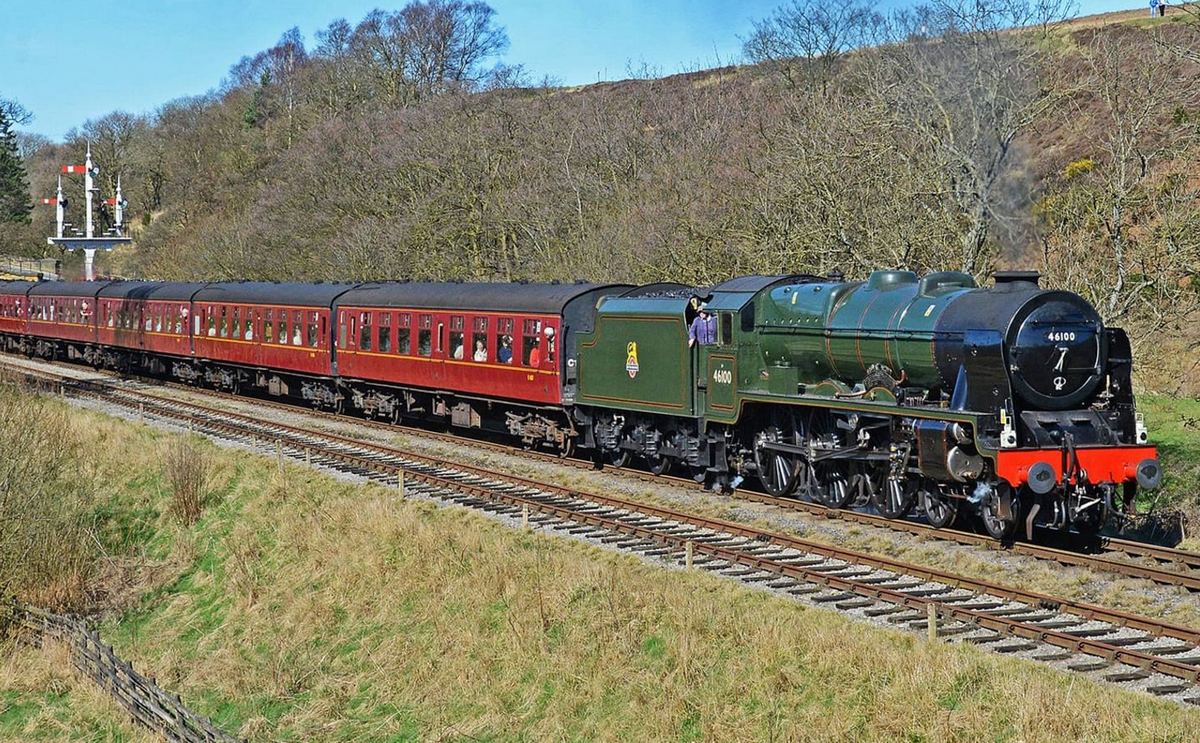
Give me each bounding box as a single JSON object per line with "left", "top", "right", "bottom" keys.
{"left": 1142, "top": 394, "right": 1200, "bottom": 548}
{"left": 2, "top": 396, "right": 1200, "bottom": 741}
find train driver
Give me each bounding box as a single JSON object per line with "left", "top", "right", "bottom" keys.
{"left": 688, "top": 303, "right": 716, "bottom": 347}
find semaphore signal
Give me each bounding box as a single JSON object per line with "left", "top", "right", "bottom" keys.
{"left": 41, "top": 142, "right": 131, "bottom": 280}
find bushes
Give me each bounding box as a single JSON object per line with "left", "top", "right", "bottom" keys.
{"left": 163, "top": 437, "right": 214, "bottom": 527}
{"left": 0, "top": 382, "right": 96, "bottom": 611}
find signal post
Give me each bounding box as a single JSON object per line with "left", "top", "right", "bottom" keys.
{"left": 43, "top": 143, "right": 131, "bottom": 280}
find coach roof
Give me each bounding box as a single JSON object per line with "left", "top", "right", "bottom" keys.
{"left": 337, "top": 282, "right": 631, "bottom": 315}
{"left": 98, "top": 281, "right": 213, "bottom": 301}
{"left": 0, "top": 280, "right": 40, "bottom": 296}
{"left": 27, "top": 280, "right": 115, "bottom": 297}
{"left": 193, "top": 282, "right": 359, "bottom": 307}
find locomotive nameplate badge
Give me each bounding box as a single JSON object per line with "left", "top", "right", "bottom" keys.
{"left": 625, "top": 341, "right": 640, "bottom": 379}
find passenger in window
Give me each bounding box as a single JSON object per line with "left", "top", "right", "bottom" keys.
{"left": 473, "top": 339, "right": 487, "bottom": 362}
{"left": 527, "top": 336, "right": 541, "bottom": 367}
{"left": 498, "top": 335, "right": 513, "bottom": 364}
{"left": 293, "top": 325, "right": 303, "bottom": 345}
{"left": 688, "top": 303, "right": 717, "bottom": 347}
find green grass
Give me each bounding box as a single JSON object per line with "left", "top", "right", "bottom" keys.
{"left": 1140, "top": 394, "right": 1200, "bottom": 530}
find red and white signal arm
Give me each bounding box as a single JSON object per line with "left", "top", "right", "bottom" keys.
{"left": 40, "top": 197, "right": 57, "bottom": 205}
{"left": 62, "top": 164, "right": 87, "bottom": 174}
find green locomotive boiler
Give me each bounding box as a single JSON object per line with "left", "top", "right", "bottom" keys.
{"left": 572, "top": 271, "right": 1159, "bottom": 540}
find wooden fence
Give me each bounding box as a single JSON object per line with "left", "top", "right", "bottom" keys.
{"left": 5, "top": 600, "right": 242, "bottom": 742}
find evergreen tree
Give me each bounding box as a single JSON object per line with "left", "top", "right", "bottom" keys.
{"left": 0, "top": 105, "right": 31, "bottom": 224}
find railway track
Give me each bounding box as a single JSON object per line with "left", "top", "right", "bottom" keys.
{"left": 7, "top": 362, "right": 1200, "bottom": 704}
{"left": 3, "top": 352, "right": 1199, "bottom": 591}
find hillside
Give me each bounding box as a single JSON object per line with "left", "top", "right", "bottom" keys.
{"left": 3, "top": 2, "right": 1200, "bottom": 390}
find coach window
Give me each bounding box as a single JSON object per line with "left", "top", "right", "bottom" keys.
{"left": 449, "top": 315, "right": 465, "bottom": 360}
{"left": 418, "top": 314, "right": 432, "bottom": 356}
{"left": 719, "top": 313, "right": 733, "bottom": 346}
{"left": 472, "top": 317, "right": 488, "bottom": 362}
{"left": 263, "top": 310, "right": 274, "bottom": 343}
{"left": 360, "top": 312, "right": 373, "bottom": 351}
{"left": 292, "top": 312, "right": 303, "bottom": 345}
{"left": 522, "top": 319, "right": 541, "bottom": 366}
{"left": 396, "top": 313, "right": 411, "bottom": 354}
{"left": 217, "top": 307, "right": 227, "bottom": 338}
{"left": 378, "top": 312, "right": 392, "bottom": 353}
{"left": 244, "top": 311, "right": 254, "bottom": 341}
{"left": 308, "top": 312, "right": 319, "bottom": 348}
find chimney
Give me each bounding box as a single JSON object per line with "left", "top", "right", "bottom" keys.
{"left": 992, "top": 270, "right": 1040, "bottom": 287}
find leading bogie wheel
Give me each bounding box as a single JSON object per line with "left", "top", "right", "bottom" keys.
{"left": 979, "top": 483, "right": 1020, "bottom": 540}
{"left": 921, "top": 484, "right": 959, "bottom": 529}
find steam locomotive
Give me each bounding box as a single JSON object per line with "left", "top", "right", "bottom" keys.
{"left": 0, "top": 269, "right": 1160, "bottom": 541}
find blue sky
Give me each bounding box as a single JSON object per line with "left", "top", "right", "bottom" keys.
{"left": 2, "top": 0, "right": 1139, "bottom": 141}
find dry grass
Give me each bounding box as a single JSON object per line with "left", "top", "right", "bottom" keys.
{"left": 164, "top": 436, "right": 215, "bottom": 527}
{"left": 110, "top": 474, "right": 1200, "bottom": 742}
{"left": 0, "top": 381, "right": 96, "bottom": 611}
{"left": 0, "top": 641, "right": 155, "bottom": 742}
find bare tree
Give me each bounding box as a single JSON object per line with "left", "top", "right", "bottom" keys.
{"left": 349, "top": 1, "right": 508, "bottom": 105}
{"left": 1039, "top": 29, "right": 1200, "bottom": 350}
{"left": 743, "top": 0, "right": 885, "bottom": 93}
{"left": 863, "top": 0, "right": 1070, "bottom": 276}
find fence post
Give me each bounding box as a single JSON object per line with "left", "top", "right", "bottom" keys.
{"left": 927, "top": 603, "right": 938, "bottom": 641}
{"left": 685, "top": 541, "right": 694, "bottom": 569}
{"left": 305, "top": 447, "right": 312, "bottom": 466}
{"left": 397, "top": 469, "right": 405, "bottom": 496}
{"left": 138, "top": 402, "right": 144, "bottom": 421}
{"left": 521, "top": 503, "right": 529, "bottom": 530}
{"left": 275, "top": 438, "right": 283, "bottom": 471}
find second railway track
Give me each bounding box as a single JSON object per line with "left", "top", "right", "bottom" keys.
{"left": 6, "top": 359, "right": 1200, "bottom": 705}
